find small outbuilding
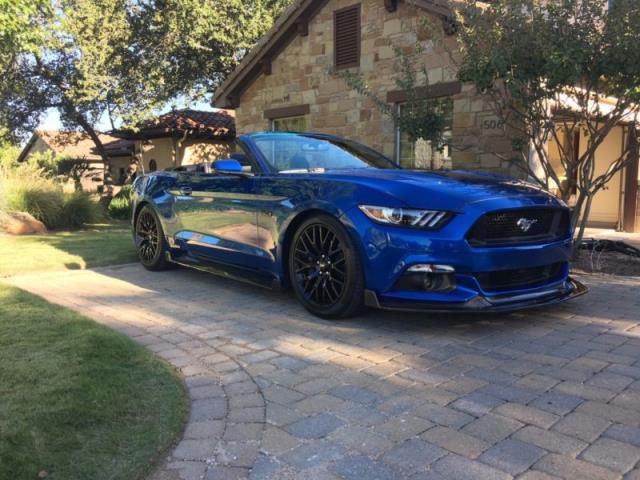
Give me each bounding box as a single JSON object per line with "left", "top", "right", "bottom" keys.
{"left": 113, "top": 109, "right": 236, "bottom": 177}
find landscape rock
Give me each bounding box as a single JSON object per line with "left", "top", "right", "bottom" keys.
{"left": 2, "top": 212, "right": 48, "bottom": 235}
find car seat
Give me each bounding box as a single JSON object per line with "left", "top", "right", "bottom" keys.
{"left": 289, "top": 154, "right": 309, "bottom": 170}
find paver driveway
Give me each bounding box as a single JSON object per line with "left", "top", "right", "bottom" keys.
{"left": 7, "top": 265, "right": 640, "bottom": 480}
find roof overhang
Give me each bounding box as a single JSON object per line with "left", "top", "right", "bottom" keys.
{"left": 213, "top": 0, "right": 454, "bottom": 109}
{"left": 96, "top": 149, "right": 134, "bottom": 158}
{"left": 552, "top": 91, "right": 640, "bottom": 127}
{"left": 17, "top": 133, "right": 38, "bottom": 163}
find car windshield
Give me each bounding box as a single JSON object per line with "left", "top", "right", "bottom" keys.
{"left": 252, "top": 134, "right": 397, "bottom": 172}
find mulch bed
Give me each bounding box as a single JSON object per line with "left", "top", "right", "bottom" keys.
{"left": 572, "top": 250, "right": 640, "bottom": 277}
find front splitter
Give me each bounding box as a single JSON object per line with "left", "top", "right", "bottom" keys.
{"left": 364, "top": 277, "right": 588, "bottom": 313}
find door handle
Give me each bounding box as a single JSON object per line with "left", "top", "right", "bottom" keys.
{"left": 179, "top": 187, "right": 192, "bottom": 196}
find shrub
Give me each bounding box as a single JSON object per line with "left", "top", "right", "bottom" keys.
{"left": 62, "top": 191, "right": 101, "bottom": 229}
{"left": 0, "top": 144, "right": 20, "bottom": 172}
{"left": 108, "top": 185, "right": 133, "bottom": 220}
{"left": 26, "top": 153, "right": 90, "bottom": 192}
{"left": 2, "top": 167, "right": 65, "bottom": 228}
{"left": 0, "top": 165, "right": 100, "bottom": 230}
{"left": 27, "top": 151, "right": 58, "bottom": 176}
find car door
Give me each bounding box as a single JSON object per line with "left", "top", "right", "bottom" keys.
{"left": 171, "top": 163, "right": 264, "bottom": 273}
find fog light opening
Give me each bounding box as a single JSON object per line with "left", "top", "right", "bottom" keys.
{"left": 407, "top": 264, "right": 456, "bottom": 292}
{"left": 392, "top": 264, "right": 457, "bottom": 293}
{"left": 422, "top": 274, "right": 434, "bottom": 290}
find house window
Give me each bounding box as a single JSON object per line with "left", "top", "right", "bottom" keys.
{"left": 148, "top": 159, "right": 157, "bottom": 172}
{"left": 396, "top": 98, "right": 454, "bottom": 170}
{"left": 266, "top": 118, "right": 309, "bottom": 170}
{"left": 334, "top": 4, "right": 361, "bottom": 70}
{"left": 272, "top": 116, "right": 308, "bottom": 132}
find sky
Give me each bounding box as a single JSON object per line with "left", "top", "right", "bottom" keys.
{"left": 39, "top": 109, "right": 73, "bottom": 131}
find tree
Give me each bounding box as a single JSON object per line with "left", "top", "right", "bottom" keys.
{"left": 453, "top": 0, "right": 640, "bottom": 247}
{"left": 0, "top": 0, "right": 50, "bottom": 145}
{"left": 0, "top": 0, "right": 290, "bottom": 194}
{"left": 0, "top": 0, "right": 49, "bottom": 71}
{"left": 128, "top": 0, "right": 292, "bottom": 104}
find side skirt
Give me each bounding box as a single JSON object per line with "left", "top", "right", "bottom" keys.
{"left": 166, "top": 252, "right": 283, "bottom": 291}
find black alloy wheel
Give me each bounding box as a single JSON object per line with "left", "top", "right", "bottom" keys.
{"left": 294, "top": 223, "right": 346, "bottom": 306}
{"left": 289, "top": 214, "right": 364, "bottom": 319}
{"left": 135, "top": 206, "right": 172, "bottom": 271}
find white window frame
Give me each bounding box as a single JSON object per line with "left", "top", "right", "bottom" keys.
{"left": 271, "top": 115, "right": 308, "bottom": 132}
{"left": 394, "top": 99, "right": 454, "bottom": 169}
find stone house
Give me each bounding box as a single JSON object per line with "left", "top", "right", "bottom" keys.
{"left": 114, "top": 109, "right": 236, "bottom": 181}
{"left": 214, "top": 0, "right": 640, "bottom": 232}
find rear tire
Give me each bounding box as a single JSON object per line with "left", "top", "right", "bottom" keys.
{"left": 135, "top": 205, "right": 173, "bottom": 271}
{"left": 288, "top": 214, "right": 365, "bottom": 319}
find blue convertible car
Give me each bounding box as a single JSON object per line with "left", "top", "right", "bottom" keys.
{"left": 131, "top": 132, "right": 586, "bottom": 318}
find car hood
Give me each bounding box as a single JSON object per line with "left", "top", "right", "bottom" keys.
{"left": 322, "top": 169, "right": 562, "bottom": 211}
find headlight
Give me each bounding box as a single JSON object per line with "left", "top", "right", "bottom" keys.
{"left": 358, "top": 205, "right": 452, "bottom": 229}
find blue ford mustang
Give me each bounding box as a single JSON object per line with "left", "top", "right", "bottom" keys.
{"left": 131, "top": 132, "right": 586, "bottom": 318}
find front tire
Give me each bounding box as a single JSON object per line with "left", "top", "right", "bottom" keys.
{"left": 289, "top": 214, "right": 365, "bottom": 319}
{"left": 135, "top": 205, "right": 173, "bottom": 271}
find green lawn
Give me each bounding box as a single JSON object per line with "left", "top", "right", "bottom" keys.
{"left": 0, "top": 222, "right": 137, "bottom": 277}
{"left": 0, "top": 284, "right": 187, "bottom": 480}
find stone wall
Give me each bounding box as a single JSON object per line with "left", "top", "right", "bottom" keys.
{"left": 235, "top": 0, "right": 521, "bottom": 176}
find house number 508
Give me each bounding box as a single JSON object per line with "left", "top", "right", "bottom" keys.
{"left": 483, "top": 119, "right": 504, "bottom": 130}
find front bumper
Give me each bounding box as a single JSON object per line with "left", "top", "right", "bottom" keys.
{"left": 364, "top": 277, "right": 588, "bottom": 313}
{"left": 342, "top": 201, "right": 585, "bottom": 314}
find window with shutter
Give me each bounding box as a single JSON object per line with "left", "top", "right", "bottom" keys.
{"left": 334, "top": 4, "right": 361, "bottom": 70}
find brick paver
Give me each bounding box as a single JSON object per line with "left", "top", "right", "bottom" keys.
{"left": 6, "top": 265, "right": 640, "bottom": 479}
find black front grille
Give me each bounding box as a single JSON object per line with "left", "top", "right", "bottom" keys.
{"left": 476, "top": 262, "right": 566, "bottom": 291}
{"left": 467, "top": 208, "right": 569, "bottom": 247}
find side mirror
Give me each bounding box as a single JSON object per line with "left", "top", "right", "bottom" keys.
{"left": 212, "top": 159, "right": 245, "bottom": 176}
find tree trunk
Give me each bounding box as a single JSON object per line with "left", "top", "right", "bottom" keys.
{"left": 570, "top": 191, "right": 585, "bottom": 232}
{"left": 33, "top": 58, "right": 115, "bottom": 198}
{"left": 72, "top": 112, "right": 114, "bottom": 199}
{"left": 572, "top": 193, "right": 594, "bottom": 261}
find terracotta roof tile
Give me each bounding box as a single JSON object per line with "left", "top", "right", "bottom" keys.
{"left": 137, "top": 109, "right": 236, "bottom": 139}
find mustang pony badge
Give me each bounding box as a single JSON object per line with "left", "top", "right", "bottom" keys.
{"left": 517, "top": 217, "right": 539, "bottom": 233}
